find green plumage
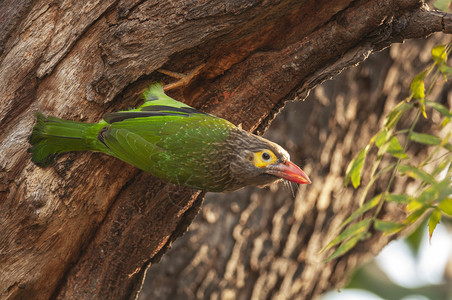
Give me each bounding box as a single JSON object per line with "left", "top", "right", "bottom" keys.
{"left": 29, "top": 84, "right": 236, "bottom": 191}
{"left": 28, "top": 84, "right": 310, "bottom": 192}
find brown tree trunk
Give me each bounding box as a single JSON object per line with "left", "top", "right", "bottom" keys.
{"left": 0, "top": 1, "right": 450, "bottom": 299}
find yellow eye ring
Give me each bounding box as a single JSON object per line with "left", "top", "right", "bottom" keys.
{"left": 253, "top": 150, "right": 277, "bottom": 167}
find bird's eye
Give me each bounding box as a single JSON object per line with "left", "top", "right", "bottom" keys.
{"left": 252, "top": 150, "right": 277, "bottom": 167}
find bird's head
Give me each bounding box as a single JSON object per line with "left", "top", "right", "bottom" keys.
{"left": 225, "top": 129, "right": 311, "bottom": 190}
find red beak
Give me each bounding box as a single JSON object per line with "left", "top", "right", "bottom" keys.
{"left": 270, "top": 161, "right": 311, "bottom": 184}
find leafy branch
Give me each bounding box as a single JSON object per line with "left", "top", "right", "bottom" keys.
{"left": 322, "top": 42, "right": 452, "bottom": 261}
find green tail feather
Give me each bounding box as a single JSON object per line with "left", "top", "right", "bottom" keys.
{"left": 28, "top": 113, "right": 103, "bottom": 167}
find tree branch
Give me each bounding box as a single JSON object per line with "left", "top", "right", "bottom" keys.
{"left": 392, "top": 4, "right": 452, "bottom": 39}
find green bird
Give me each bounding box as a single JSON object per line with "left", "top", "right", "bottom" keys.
{"left": 28, "top": 84, "right": 311, "bottom": 192}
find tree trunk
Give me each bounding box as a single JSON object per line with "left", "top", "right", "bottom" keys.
{"left": 0, "top": 1, "right": 450, "bottom": 299}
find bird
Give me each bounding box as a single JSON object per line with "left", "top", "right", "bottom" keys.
{"left": 28, "top": 83, "right": 311, "bottom": 192}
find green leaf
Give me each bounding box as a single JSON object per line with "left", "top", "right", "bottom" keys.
{"left": 385, "top": 193, "right": 412, "bottom": 204}
{"left": 404, "top": 207, "right": 428, "bottom": 225}
{"left": 419, "top": 177, "right": 452, "bottom": 201}
{"left": 323, "top": 219, "right": 372, "bottom": 251}
{"left": 407, "top": 199, "right": 427, "bottom": 212}
{"left": 438, "top": 198, "right": 452, "bottom": 216}
{"left": 384, "top": 102, "right": 414, "bottom": 129}
{"left": 410, "top": 71, "right": 426, "bottom": 100}
{"left": 339, "top": 194, "right": 382, "bottom": 229}
{"left": 425, "top": 101, "right": 452, "bottom": 118}
{"left": 444, "top": 143, "right": 452, "bottom": 151}
{"left": 345, "top": 145, "right": 370, "bottom": 188}
{"left": 433, "top": 157, "right": 452, "bottom": 177}
{"left": 324, "top": 232, "right": 370, "bottom": 261}
{"left": 439, "top": 65, "right": 452, "bottom": 78}
{"left": 409, "top": 179, "right": 452, "bottom": 212}
{"left": 433, "top": 0, "right": 452, "bottom": 11}
{"left": 386, "top": 136, "right": 409, "bottom": 159}
{"left": 374, "top": 219, "right": 405, "bottom": 234}
{"left": 374, "top": 130, "right": 388, "bottom": 148}
{"left": 374, "top": 130, "right": 409, "bottom": 159}
{"left": 417, "top": 183, "right": 445, "bottom": 206}
{"left": 432, "top": 45, "right": 447, "bottom": 66}
{"left": 409, "top": 132, "right": 441, "bottom": 145}
{"left": 433, "top": 177, "right": 452, "bottom": 203}
{"left": 420, "top": 98, "right": 427, "bottom": 119}
{"left": 428, "top": 209, "right": 441, "bottom": 242}
{"left": 398, "top": 164, "right": 436, "bottom": 185}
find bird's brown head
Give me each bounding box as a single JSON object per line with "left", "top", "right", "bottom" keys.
{"left": 222, "top": 129, "right": 311, "bottom": 191}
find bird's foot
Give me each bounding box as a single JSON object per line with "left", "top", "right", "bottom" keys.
{"left": 158, "top": 63, "right": 205, "bottom": 91}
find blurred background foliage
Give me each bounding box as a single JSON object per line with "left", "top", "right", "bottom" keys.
{"left": 323, "top": 1, "right": 452, "bottom": 298}
{"left": 326, "top": 219, "right": 452, "bottom": 300}
{"left": 321, "top": 41, "right": 452, "bottom": 261}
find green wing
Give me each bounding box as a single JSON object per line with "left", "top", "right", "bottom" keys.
{"left": 103, "top": 83, "right": 207, "bottom": 124}
{"left": 100, "top": 127, "right": 169, "bottom": 172}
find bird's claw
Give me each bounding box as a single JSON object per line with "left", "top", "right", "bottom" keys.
{"left": 158, "top": 63, "right": 205, "bottom": 91}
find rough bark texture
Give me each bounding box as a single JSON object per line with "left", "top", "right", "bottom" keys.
{"left": 0, "top": 1, "right": 450, "bottom": 300}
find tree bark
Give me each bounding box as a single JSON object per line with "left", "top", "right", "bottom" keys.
{"left": 0, "top": 1, "right": 450, "bottom": 299}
